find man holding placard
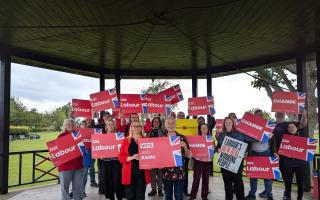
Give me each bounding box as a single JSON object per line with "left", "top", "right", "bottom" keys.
{"left": 245, "top": 109, "right": 277, "bottom": 200}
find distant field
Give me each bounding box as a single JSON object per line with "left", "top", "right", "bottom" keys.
{"left": 9, "top": 132, "right": 59, "bottom": 190}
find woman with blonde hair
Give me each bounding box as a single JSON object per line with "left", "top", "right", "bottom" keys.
{"left": 118, "top": 121, "right": 151, "bottom": 200}
{"left": 101, "top": 119, "right": 125, "bottom": 200}
{"left": 58, "top": 119, "right": 84, "bottom": 200}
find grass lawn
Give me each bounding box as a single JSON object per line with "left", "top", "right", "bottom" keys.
{"left": 9, "top": 131, "right": 60, "bottom": 190}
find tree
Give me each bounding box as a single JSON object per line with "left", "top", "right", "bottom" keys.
{"left": 141, "top": 80, "right": 178, "bottom": 111}
{"left": 141, "top": 80, "right": 172, "bottom": 94}
{"left": 251, "top": 62, "right": 317, "bottom": 136}
{"left": 49, "top": 102, "right": 71, "bottom": 130}
{"left": 246, "top": 108, "right": 272, "bottom": 120}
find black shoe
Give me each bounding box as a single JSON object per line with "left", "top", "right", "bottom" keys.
{"left": 267, "top": 197, "right": 273, "bottom": 200}
{"left": 304, "top": 187, "right": 311, "bottom": 192}
{"left": 245, "top": 194, "right": 256, "bottom": 200}
{"left": 90, "top": 181, "right": 98, "bottom": 187}
{"left": 83, "top": 192, "right": 87, "bottom": 197}
{"left": 188, "top": 198, "right": 195, "bottom": 200}
{"left": 158, "top": 189, "right": 164, "bottom": 197}
{"left": 148, "top": 190, "right": 157, "bottom": 196}
{"left": 69, "top": 192, "right": 73, "bottom": 198}
{"left": 184, "top": 192, "right": 190, "bottom": 196}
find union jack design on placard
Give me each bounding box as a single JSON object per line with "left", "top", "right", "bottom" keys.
{"left": 165, "top": 95, "right": 174, "bottom": 101}
{"left": 72, "top": 130, "right": 82, "bottom": 140}
{"left": 116, "top": 132, "right": 125, "bottom": 140}
{"left": 206, "top": 136, "right": 214, "bottom": 159}
{"left": 206, "top": 96, "right": 214, "bottom": 103}
{"left": 112, "top": 97, "right": 119, "bottom": 108}
{"left": 206, "top": 135, "right": 214, "bottom": 143}
{"left": 165, "top": 104, "right": 171, "bottom": 116}
{"left": 169, "top": 135, "right": 180, "bottom": 146}
{"left": 173, "top": 85, "right": 180, "bottom": 91}
{"left": 177, "top": 92, "right": 184, "bottom": 101}
{"left": 208, "top": 105, "right": 216, "bottom": 115}
{"left": 94, "top": 128, "right": 103, "bottom": 135}
{"left": 140, "top": 93, "right": 149, "bottom": 101}
{"left": 298, "top": 92, "right": 306, "bottom": 113}
{"left": 142, "top": 103, "right": 148, "bottom": 113}
{"left": 108, "top": 88, "right": 117, "bottom": 95}
{"left": 269, "top": 156, "right": 279, "bottom": 164}
{"left": 272, "top": 167, "right": 281, "bottom": 180}
{"left": 306, "top": 138, "right": 317, "bottom": 161}
{"left": 172, "top": 150, "right": 183, "bottom": 167}
{"left": 207, "top": 145, "right": 214, "bottom": 159}
{"left": 261, "top": 121, "right": 275, "bottom": 144}
{"left": 77, "top": 141, "right": 87, "bottom": 156}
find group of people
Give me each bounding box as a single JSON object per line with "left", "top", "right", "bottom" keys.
{"left": 215, "top": 110, "right": 308, "bottom": 200}
{"left": 56, "top": 108, "right": 309, "bottom": 200}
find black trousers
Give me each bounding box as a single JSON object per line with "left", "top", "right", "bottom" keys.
{"left": 221, "top": 168, "right": 244, "bottom": 200}
{"left": 125, "top": 173, "right": 146, "bottom": 200}
{"left": 184, "top": 157, "right": 190, "bottom": 193}
{"left": 103, "top": 160, "right": 125, "bottom": 200}
{"left": 190, "top": 159, "right": 211, "bottom": 199}
{"left": 282, "top": 165, "right": 305, "bottom": 200}
{"left": 98, "top": 159, "right": 105, "bottom": 194}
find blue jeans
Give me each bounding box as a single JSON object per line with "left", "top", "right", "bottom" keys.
{"left": 163, "top": 179, "right": 184, "bottom": 200}
{"left": 89, "top": 159, "right": 96, "bottom": 183}
{"left": 249, "top": 150, "right": 273, "bottom": 197}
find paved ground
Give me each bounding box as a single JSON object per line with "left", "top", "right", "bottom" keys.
{"left": 0, "top": 175, "right": 314, "bottom": 200}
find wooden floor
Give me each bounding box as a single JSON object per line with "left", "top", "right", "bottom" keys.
{"left": 1, "top": 175, "right": 314, "bottom": 200}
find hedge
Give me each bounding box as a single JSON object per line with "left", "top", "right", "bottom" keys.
{"left": 10, "top": 126, "right": 31, "bottom": 136}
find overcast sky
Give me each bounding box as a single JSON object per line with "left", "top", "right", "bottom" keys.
{"left": 11, "top": 63, "right": 273, "bottom": 119}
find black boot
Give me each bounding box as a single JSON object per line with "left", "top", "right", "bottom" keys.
{"left": 148, "top": 190, "right": 157, "bottom": 196}
{"left": 158, "top": 189, "right": 164, "bottom": 197}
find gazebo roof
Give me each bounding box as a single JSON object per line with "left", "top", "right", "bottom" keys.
{"left": 0, "top": 0, "right": 319, "bottom": 78}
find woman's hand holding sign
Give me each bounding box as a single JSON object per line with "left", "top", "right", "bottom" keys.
{"left": 127, "top": 154, "right": 139, "bottom": 162}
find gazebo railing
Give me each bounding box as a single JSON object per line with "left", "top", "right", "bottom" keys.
{"left": 7, "top": 150, "right": 320, "bottom": 190}
{"left": 8, "top": 150, "right": 59, "bottom": 188}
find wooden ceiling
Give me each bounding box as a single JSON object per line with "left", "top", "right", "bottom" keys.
{"left": 0, "top": 0, "right": 319, "bottom": 78}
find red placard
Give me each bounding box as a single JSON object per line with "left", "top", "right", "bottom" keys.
{"left": 313, "top": 172, "right": 319, "bottom": 199}
{"left": 89, "top": 88, "right": 119, "bottom": 112}
{"left": 91, "top": 132, "right": 125, "bottom": 158}
{"left": 236, "top": 112, "right": 275, "bottom": 143}
{"left": 79, "top": 128, "right": 103, "bottom": 149}
{"left": 188, "top": 96, "right": 215, "bottom": 116}
{"left": 278, "top": 134, "right": 317, "bottom": 161}
{"left": 71, "top": 99, "right": 92, "bottom": 118}
{"left": 271, "top": 91, "right": 306, "bottom": 114}
{"left": 186, "top": 135, "right": 214, "bottom": 159}
{"left": 119, "top": 94, "right": 147, "bottom": 114}
{"left": 158, "top": 84, "right": 184, "bottom": 105}
{"left": 47, "top": 131, "right": 85, "bottom": 167}
{"left": 144, "top": 94, "right": 172, "bottom": 115}
{"left": 112, "top": 107, "right": 131, "bottom": 119}
{"left": 246, "top": 156, "right": 281, "bottom": 180}
{"left": 138, "top": 136, "right": 183, "bottom": 169}
{"left": 215, "top": 119, "right": 224, "bottom": 136}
